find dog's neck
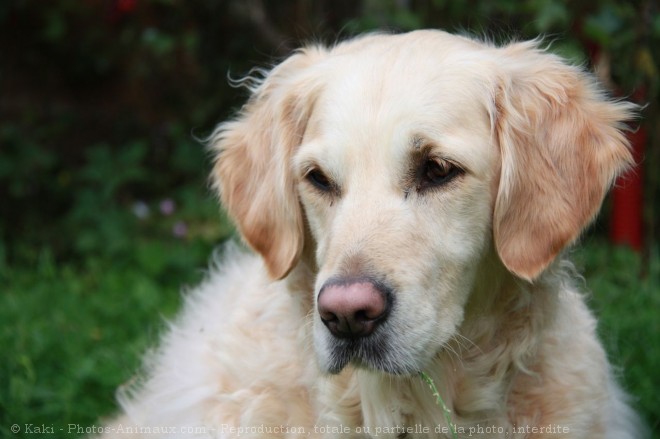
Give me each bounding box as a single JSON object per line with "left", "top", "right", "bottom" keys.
{"left": 460, "top": 252, "right": 562, "bottom": 366}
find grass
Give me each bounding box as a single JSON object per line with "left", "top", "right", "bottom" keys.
{"left": 2, "top": 237, "right": 658, "bottom": 438}
{"left": 573, "top": 239, "right": 660, "bottom": 436}
{"left": 1, "top": 189, "right": 228, "bottom": 437}
{"left": 420, "top": 371, "right": 458, "bottom": 439}
{"left": 1, "top": 244, "right": 204, "bottom": 437}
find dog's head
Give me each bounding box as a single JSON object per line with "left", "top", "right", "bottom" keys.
{"left": 210, "top": 31, "right": 635, "bottom": 375}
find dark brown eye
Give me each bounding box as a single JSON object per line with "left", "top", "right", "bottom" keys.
{"left": 306, "top": 168, "right": 333, "bottom": 192}
{"left": 419, "top": 159, "right": 461, "bottom": 191}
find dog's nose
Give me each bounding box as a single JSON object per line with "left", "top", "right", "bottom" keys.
{"left": 317, "top": 280, "right": 390, "bottom": 338}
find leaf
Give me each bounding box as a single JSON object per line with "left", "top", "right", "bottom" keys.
{"left": 583, "top": 5, "right": 624, "bottom": 48}
{"left": 533, "top": 0, "right": 569, "bottom": 33}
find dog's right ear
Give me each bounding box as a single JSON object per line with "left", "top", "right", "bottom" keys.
{"left": 209, "top": 48, "right": 326, "bottom": 280}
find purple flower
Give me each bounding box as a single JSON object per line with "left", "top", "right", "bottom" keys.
{"left": 172, "top": 221, "right": 188, "bottom": 238}
{"left": 160, "top": 198, "right": 176, "bottom": 216}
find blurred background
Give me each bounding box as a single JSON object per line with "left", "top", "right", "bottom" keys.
{"left": 1, "top": 0, "right": 658, "bottom": 437}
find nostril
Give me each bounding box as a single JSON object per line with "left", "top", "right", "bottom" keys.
{"left": 354, "top": 310, "right": 369, "bottom": 321}
{"left": 319, "top": 308, "right": 339, "bottom": 323}
{"left": 355, "top": 301, "right": 386, "bottom": 321}
{"left": 317, "top": 278, "right": 391, "bottom": 338}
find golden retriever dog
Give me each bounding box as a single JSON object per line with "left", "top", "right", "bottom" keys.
{"left": 102, "top": 30, "right": 643, "bottom": 438}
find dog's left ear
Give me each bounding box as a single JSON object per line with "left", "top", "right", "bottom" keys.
{"left": 492, "top": 41, "right": 637, "bottom": 281}
{"left": 209, "top": 48, "right": 326, "bottom": 280}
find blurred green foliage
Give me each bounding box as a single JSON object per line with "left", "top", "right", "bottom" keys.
{"left": 1, "top": 0, "right": 658, "bottom": 437}
{"left": 1, "top": 0, "right": 659, "bottom": 267}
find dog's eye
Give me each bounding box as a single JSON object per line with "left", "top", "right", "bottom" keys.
{"left": 419, "top": 159, "right": 461, "bottom": 191}
{"left": 306, "top": 168, "right": 334, "bottom": 193}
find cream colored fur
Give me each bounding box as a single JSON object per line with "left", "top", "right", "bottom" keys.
{"left": 101, "top": 30, "right": 643, "bottom": 438}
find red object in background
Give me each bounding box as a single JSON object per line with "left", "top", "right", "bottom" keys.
{"left": 581, "top": 36, "right": 646, "bottom": 251}
{"left": 108, "top": 0, "right": 136, "bottom": 24}
{"left": 116, "top": 0, "right": 136, "bottom": 14}
{"left": 610, "top": 124, "right": 646, "bottom": 251}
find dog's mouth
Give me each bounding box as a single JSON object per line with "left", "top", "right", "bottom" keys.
{"left": 323, "top": 330, "right": 421, "bottom": 375}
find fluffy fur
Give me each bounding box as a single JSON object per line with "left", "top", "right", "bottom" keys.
{"left": 101, "top": 30, "right": 642, "bottom": 438}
